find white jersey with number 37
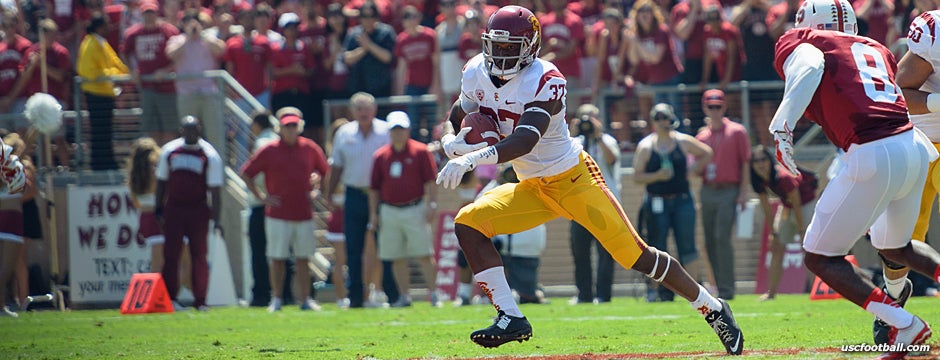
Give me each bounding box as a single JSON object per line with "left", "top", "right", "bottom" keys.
{"left": 907, "top": 10, "right": 940, "bottom": 142}
{"left": 459, "top": 54, "right": 582, "bottom": 180}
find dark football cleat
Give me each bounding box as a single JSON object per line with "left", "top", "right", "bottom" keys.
{"left": 874, "top": 279, "right": 913, "bottom": 345}
{"left": 705, "top": 299, "right": 744, "bottom": 355}
{"left": 470, "top": 310, "right": 533, "bottom": 348}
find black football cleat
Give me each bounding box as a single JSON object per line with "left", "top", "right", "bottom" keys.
{"left": 874, "top": 279, "right": 913, "bottom": 345}
{"left": 705, "top": 299, "right": 744, "bottom": 355}
{"left": 470, "top": 310, "right": 533, "bottom": 348}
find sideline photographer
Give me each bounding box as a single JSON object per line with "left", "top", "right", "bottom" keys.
{"left": 567, "top": 104, "right": 620, "bottom": 304}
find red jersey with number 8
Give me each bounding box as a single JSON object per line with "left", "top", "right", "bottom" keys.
{"left": 774, "top": 28, "right": 912, "bottom": 151}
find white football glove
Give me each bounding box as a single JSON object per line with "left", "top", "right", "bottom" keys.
{"left": 437, "top": 146, "right": 499, "bottom": 189}
{"left": 442, "top": 127, "right": 488, "bottom": 159}
{"left": 773, "top": 130, "right": 800, "bottom": 176}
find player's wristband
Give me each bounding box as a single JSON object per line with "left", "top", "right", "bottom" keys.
{"left": 927, "top": 93, "right": 940, "bottom": 113}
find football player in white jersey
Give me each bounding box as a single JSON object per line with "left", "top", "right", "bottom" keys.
{"left": 876, "top": 9, "right": 940, "bottom": 345}
{"left": 436, "top": 5, "right": 744, "bottom": 354}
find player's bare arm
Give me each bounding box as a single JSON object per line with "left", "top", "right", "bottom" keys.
{"left": 896, "top": 51, "right": 935, "bottom": 115}
{"left": 494, "top": 100, "right": 557, "bottom": 162}
{"left": 678, "top": 133, "right": 713, "bottom": 175}
{"left": 631, "top": 140, "right": 666, "bottom": 184}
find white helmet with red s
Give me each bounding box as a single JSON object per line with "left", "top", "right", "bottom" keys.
{"left": 795, "top": 0, "right": 858, "bottom": 35}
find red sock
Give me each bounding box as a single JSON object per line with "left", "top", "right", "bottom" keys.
{"left": 864, "top": 287, "right": 913, "bottom": 328}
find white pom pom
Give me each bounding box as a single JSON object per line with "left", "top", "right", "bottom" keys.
{"left": 24, "top": 93, "right": 63, "bottom": 135}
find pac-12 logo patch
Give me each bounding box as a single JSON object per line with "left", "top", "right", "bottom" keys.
{"left": 475, "top": 89, "right": 484, "bottom": 102}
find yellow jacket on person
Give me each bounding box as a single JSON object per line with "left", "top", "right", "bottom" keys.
{"left": 76, "top": 34, "right": 129, "bottom": 97}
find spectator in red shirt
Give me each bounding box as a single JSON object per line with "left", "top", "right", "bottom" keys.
{"left": 368, "top": 111, "right": 440, "bottom": 307}
{"left": 701, "top": 5, "right": 745, "bottom": 90}
{"left": 271, "top": 13, "right": 316, "bottom": 134}
{"left": 155, "top": 116, "right": 224, "bottom": 311}
{"left": 241, "top": 112, "right": 330, "bottom": 312}
{"left": 672, "top": 0, "right": 719, "bottom": 84}
{"left": 457, "top": 9, "right": 483, "bottom": 62}
{"left": 123, "top": 2, "right": 181, "bottom": 145}
{"left": 394, "top": 5, "right": 439, "bottom": 142}
{"left": 854, "top": 0, "right": 895, "bottom": 45}
{"left": 540, "top": 0, "right": 585, "bottom": 89}
{"left": 672, "top": 0, "right": 720, "bottom": 130}
{"left": 0, "top": 11, "right": 31, "bottom": 121}
{"left": 1, "top": 20, "right": 72, "bottom": 166}
{"left": 298, "top": 2, "right": 330, "bottom": 144}
{"left": 48, "top": 0, "right": 84, "bottom": 55}
{"left": 731, "top": 0, "right": 778, "bottom": 146}
{"left": 628, "top": 0, "right": 684, "bottom": 123}
{"left": 694, "top": 89, "right": 751, "bottom": 300}
{"left": 224, "top": 7, "right": 273, "bottom": 111}
{"left": 589, "top": 8, "right": 626, "bottom": 101}
{"left": 253, "top": 3, "right": 285, "bottom": 47}
{"left": 324, "top": 3, "right": 351, "bottom": 101}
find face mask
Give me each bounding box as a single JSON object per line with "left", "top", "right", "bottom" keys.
{"left": 458, "top": 188, "right": 478, "bottom": 201}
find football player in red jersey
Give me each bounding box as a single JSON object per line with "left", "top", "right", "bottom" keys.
{"left": 437, "top": 6, "right": 744, "bottom": 354}
{"left": 770, "top": 0, "right": 940, "bottom": 357}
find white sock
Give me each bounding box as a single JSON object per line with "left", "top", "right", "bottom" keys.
{"left": 474, "top": 266, "right": 523, "bottom": 318}
{"left": 458, "top": 283, "right": 472, "bottom": 298}
{"left": 866, "top": 288, "right": 914, "bottom": 328}
{"left": 271, "top": 297, "right": 281, "bottom": 305}
{"left": 884, "top": 274, "right": 908, "bottom": 299}
{"left": 689, "top": 285, "right": 722, "bottom": 316}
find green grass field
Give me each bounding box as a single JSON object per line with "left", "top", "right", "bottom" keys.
{"left": 2, "top": 294, "right": 939, "bottom": 359}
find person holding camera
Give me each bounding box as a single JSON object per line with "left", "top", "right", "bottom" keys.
{"left": 166, "top": 10, "right": 225, "bottom": 154}
{"left": 633, "top": 103, "right": 713, "bottom": 302}
{"left": 567, "top": 104, "right": 620, "bottom": 304}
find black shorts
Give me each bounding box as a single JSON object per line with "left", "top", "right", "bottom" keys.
{"left": 22, "top": 199, "right": 42, "bottom": 240}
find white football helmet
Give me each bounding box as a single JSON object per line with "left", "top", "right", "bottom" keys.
{"left": 794, "top": 0, "right": 858, "bottom": 35}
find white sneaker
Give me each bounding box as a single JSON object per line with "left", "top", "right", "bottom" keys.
{"left": 300, "top": 299, "right": 322, "bottom": 311}
{"left": 430, "top": 291, "right": 442, "bottom": 308}
{"left": 267, "top": 298, "right": 282, "bottom": 313}
{"left": 336, "top": 298, "right": 350, "bottom": 309}
{"left": 197, "top": 305, "right": 210, "bottom": 312}
{"left": 1, "top": 306, "right": 18, "bottom": 318}
{"left": 880, "top": 316, "right": 932, "bottom": 359}
{"left": 369, "top": 290, "right": 388, "bottom": 304}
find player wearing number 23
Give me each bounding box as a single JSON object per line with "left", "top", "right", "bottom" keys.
{"left": 437, "top": 5, "right": 744, "bottom": 354}
{"left": 770, "top": 0, "right": 940, "bottom": 357}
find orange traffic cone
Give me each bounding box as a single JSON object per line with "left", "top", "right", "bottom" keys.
{"left": 120, "top": 273, "right": 174, "bottom": 314}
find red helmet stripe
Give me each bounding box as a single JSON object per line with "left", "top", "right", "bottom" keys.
{"left": 921, "top": 12, "right": 937, "bottom": 45}
{"left": 833, "top": 0, "right": 844, "bottom": 32}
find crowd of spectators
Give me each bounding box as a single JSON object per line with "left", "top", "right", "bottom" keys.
{"left": 0, "top": 0, "right": 922, "bottom": 164}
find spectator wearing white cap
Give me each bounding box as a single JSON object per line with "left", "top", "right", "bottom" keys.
{"left": 271, "top": 12, "right": 315, "bottom": 131}
{"left": 368, "top": 111, "right": 441, "bottom": 307}
{"left": 241, "top": 112, "right": 330, "bottom": 312}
